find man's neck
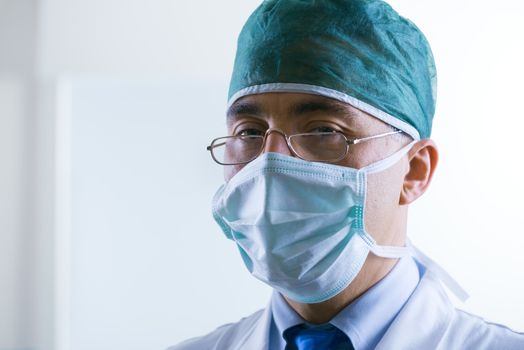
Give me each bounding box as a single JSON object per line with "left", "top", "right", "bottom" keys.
{"left": 285, "top": 256, "right": 399, "bottom": 324}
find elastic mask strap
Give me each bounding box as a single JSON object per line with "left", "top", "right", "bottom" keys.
{"left": 408, "top": 241, "right": 470, "bottom": 302}
{"left": 361, "top": 141, "right": 416, "bottom": 175}
{"left": 369, "top": 244, "right": 410, "bottom": 259}
{"left": 361, "top": 232, "right": 410, "bottom": 258}
{"left": 365, "top": 236, "right": 470, "bottom": 302}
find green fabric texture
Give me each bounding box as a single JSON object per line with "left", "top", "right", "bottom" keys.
{"left": 228, "top": 0, "right": 437, "bottom": 139}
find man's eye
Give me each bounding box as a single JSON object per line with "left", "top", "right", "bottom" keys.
{"left": 237, "top": 128, "right": 264, "bottom": 136}
{"left": 311, "top": 126, "right": 337, "bottom": 133}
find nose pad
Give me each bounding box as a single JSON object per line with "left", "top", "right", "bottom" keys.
{"left": 262, "top": 129, "right": 293, "bottom": 156}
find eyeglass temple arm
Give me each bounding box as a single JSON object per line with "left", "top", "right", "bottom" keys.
{"left": 206, "top": 141, "right": 227, "bottom": 151}
{"left": 347, "top": 129, "right": 402, "bottom": 145}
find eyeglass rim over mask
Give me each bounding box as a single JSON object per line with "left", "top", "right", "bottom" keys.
{"left": 206, "top": 128, "right": 403, "bottom": 166}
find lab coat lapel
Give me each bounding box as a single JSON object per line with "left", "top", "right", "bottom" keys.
{"left": 233, "top": 302, "right": 272, "bottom": 350}
{"left": 375, "top": 271, "right": 453, "bottom": 350}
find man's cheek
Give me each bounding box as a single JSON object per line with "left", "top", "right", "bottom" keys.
{"left": 224, "top": 164, "right": 245, "bottom": 182}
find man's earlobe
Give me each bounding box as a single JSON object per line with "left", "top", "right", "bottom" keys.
{"left": 399, "top": 139, "right": 438, "bottom": 205}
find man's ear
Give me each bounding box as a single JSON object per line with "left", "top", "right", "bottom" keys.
{"left": 399, "top": 139, "right": 438, "bottom": 205}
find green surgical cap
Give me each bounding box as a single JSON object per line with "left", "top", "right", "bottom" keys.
{"left": 228, "top": 0, "right": 437, "bottom": 140}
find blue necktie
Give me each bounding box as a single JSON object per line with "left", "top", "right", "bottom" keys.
{"left": 283, "top": 323, "right": 354, "bottom": 350}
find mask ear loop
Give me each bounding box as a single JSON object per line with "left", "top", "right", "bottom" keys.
{"left": 358, "top": 141, "right": 469, "bottom": 302}
{"left": 366, "top": 239, "right": 470, "bottom": 302}
{"left": 368, "top": 243, "right": 410, "bottom": 258}
{"left": 358, "top": 140, "right": 416, "bottom": 258}
{"left": 360, "top": 141, "right": 417, "bottom": 175}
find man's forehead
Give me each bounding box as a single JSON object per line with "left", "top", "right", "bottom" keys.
{"left": 226, "top": 93, "right": 363, "bottom": 121}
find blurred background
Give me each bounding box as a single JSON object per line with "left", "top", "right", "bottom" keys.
{"left": 1, "top": 0, "right": 523, "bottom": 349}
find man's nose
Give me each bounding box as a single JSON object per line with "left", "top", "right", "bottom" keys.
{"left": 262, "top": 129, "right": 293, "bottom": 156}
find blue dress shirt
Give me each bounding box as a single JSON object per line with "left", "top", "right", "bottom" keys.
{"left": 269, "top": 256, "right": 421, "bottom": 350}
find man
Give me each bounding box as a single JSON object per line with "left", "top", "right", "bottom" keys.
{"left": 170, "top": 0, "right": 524, "bottom": 349}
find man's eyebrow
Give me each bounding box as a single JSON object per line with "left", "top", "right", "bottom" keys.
{"left": 226, "top": 98, "right": 359, "bottom": 122}
{"left": 289, "top": 99, "right": 357, "bottom": 118}
{"left": 227, "top": 101, "right": 262, "bottom": 118}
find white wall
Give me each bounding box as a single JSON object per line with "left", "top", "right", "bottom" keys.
{"left": 1, "top": 1, "right": 523, "bottom": 349}
{"left": 0, "top": 77, "right": 33, "bottom": 350}
{"left": 62, "top": 77, "right": 250, "bottom": 350}
{"left": 38, "top": 0, "right": 260, "bottom": 80}
{"left": 393, "top": 0, "right": 524, "bottom": 329}
{"left": 0, "top": 1, "right": 38, "bottom": 349}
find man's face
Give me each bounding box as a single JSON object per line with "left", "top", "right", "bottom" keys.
{"left": 225, "top": 92, "right": 411, "bottom": 245}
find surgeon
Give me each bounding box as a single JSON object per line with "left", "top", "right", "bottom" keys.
{"left": 169, "top": 0, "right": 524, "bottom": 349}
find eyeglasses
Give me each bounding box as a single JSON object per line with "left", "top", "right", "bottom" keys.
{"left": 206, "top": 128, "right": 402, "bottom": 165}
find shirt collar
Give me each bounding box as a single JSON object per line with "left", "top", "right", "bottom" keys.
{"left": 270, "top": 256, "right": 421, "bottom": 350}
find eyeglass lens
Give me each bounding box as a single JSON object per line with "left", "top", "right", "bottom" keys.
{"left": 211, "top": 133, "right": 347, "bottom": 165}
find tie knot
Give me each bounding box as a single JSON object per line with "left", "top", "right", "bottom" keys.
{"left": 283, "top": 323, "right": 353, "bottom": 350}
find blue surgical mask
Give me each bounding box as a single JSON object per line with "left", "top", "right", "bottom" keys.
{"left": 212, "top": 141, "right": 467, "bottom": 304}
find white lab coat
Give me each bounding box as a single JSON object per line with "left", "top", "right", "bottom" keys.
{"left": 169, "top": 270, "right": 524, "bottom": 349}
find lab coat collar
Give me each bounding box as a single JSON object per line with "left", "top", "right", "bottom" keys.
{"left": 375, "top": 267, "right": 453, "bottom": 349}
{"left": 232, "top": 300, "right": 272, "bottom": 350}
{"left": 224, "top": 265, "right": 454, "bottom": 350}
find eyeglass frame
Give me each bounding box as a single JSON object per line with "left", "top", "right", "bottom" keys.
{"left": 206, "top": 128, "right": 403, "bottom": 166}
